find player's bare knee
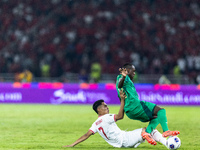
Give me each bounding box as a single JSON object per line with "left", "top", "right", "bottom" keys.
{"left": 154, "top": 106, "right": 164, "bottom": 115}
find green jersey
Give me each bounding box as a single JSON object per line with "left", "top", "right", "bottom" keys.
{"left": 116, "top": 74, "right": 156, "bottom": 122}
{"left": 116, "top": 74, "right": 141, "bottom": 112}
{"left": 116, "top": 74, "right": 168, "bottom": 133}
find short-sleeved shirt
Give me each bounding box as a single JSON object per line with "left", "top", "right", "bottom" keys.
{"left": 89, "top": 114, "right": 123, "bottom": 147}
{"left": 89, "top": 114, "right": 143, "bottom": 148}
{"left": 116, "top": 75, "right": 141, "bottom": 112}
{"left": 116, "top": 75, "right": 156, "bottom": 122}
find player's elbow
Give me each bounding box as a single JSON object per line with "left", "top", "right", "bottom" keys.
{"left": 118, "top": 115, "right": 124, "bottom": 120}
{"left": 115, "top": 114, "right": 124, "bottom": 121}
{"left": 120, "top": 116, "right": 124, "bottom": 120}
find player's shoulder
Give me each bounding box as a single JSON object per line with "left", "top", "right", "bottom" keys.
{"left": 99, "top": 114, "right": 113, "bottom": 118}
{"left": 106, "top": 114, "right": 114, "bottom": 116}
{"left": 92, "top": 116, "right": 104, "bottom": 126}
{"left": 103, "top": 114, "right": 115, "bottom": 119}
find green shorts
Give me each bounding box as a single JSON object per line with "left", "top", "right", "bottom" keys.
{"left": 125, "top": 101, "right": 156, "bottom": 122}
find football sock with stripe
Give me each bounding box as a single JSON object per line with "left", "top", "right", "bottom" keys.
{"left": 151, "top": 129, "right": 167, "bottom": 146}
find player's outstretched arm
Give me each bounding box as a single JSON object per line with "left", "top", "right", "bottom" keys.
{"left": 115, "top": 90, "right": 126, "bottom": 121}
{"left": 118, "top": 68, "right": 128, "bottom": 88}
{"left": 63, "top": 130, "right": 93, "bottom": 147}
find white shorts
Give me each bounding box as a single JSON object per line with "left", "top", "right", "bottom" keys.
{"left": 121, "top": 128, "right": 144, "bottom": 148}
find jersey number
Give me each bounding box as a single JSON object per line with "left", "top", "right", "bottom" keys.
{"left": 98, "top": 127, "right": 109, "bottom": 140}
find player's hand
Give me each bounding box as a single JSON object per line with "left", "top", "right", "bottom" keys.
{"left": 119, "top": 90, "right": 126, "bottom": 100}
{"left": 119, "top": 68, "right": 128, "bottom": 77}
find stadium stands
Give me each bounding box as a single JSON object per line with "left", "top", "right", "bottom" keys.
{"left": 0, "top": 0, "right": 199, "bottom": 84}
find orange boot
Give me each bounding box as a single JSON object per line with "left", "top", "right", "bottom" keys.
{"left": 162, "top": 130, "right": 180, "bottom": 138}
{"left": 141, "top": 132, "right": 157, "bottom": 145}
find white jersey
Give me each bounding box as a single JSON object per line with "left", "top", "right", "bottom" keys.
{"left": 89, "top": 114, "right": 144, "bottom": 148}
{"left": 89, "top": 114, "right": 124, "bottom": 147}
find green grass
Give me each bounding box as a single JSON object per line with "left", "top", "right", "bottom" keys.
{"left": 0, "top": 104, "right": 199, "bottom": 150}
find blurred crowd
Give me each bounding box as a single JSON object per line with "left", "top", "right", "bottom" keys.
{"left": 0, "top": 0, "right": 200, "bottom": 83}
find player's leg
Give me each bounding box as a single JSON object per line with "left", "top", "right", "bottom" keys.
{"left": 137, "top": 101, "right": 157, "bottom": 145}
{"left": 122, "top": 128, "right": 145, "bottom": 148}
{"left": 125, "top": 108, "right": 157, "bottom": 145}
{"left": 154, "top": 106, "right": 180, "bottom": 137}
{"left": 154, "top": 106, "right": 169, "bottom": 132}
{"left": 140, "top": 101, "right": 159, "bottom": 134}
{"left": 151, "top": 129, "right": 167, "bottom": 146}
{"left": 145, "top": 118, "right": 159, "bottom": 133}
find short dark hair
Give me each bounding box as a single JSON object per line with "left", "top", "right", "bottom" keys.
{"left": 122, "top": 63, "right": 133, "bottom": 69}
{"left": 93, "top": 99, "right": 104, "bottom": 114}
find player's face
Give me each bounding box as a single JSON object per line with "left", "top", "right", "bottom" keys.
{"left": 99, "top": 102, "right": 109, "bottom": 115}
{"left": 128, "top": 65, "right": 136, "bottom": 80}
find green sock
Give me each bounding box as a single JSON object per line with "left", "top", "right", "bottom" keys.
{"left": 146, "top": 118, "right": 159, "bottom": 133}
{"left": 157, "top": 109, "right": 169, "bottom": 132}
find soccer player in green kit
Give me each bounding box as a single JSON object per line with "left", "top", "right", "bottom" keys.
{"left": 116, "top": 63, "right": 180, "bottom": 145}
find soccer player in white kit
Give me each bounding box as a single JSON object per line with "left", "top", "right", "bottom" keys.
{"left": 64, "top": 90, "right": 167, "bottom": 148}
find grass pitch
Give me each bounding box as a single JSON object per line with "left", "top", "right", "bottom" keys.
{"left": 0, "top": 104, "right": 199, "bottom": 150}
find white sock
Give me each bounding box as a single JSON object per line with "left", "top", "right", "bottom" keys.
{"left": 151, "top": 129, "right": 166, "bottom": 146}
